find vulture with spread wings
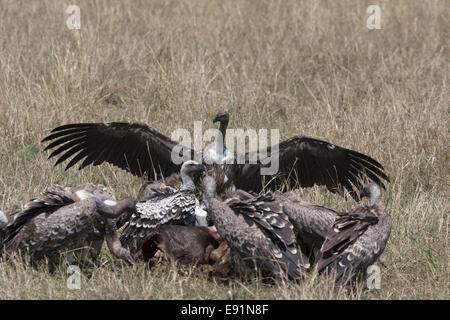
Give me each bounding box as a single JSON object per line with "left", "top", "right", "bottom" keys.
{"left": 41, "top": 111, "right": 389, "bottom": 199}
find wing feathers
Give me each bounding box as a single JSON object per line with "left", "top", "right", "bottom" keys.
{"left": 54, "top": 144, "right": 87, "bottom": 167}
{"left": 233, "top": 135, "right": 389, "bottom": 199}
{"left": 317, "top": 204, "right": 390, "bottom": 284}
{"left": 43, "top": 122, "right": 389, "bottom": 198}
{"left": 42, "top": 122, "right": 191, "bottom": 179}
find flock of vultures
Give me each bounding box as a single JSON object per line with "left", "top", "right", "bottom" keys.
{"left": 0, "top": 111, "right": 392, "bottom": 286}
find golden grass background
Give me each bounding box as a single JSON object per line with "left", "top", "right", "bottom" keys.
{"left": 0, "top": 0, "right": 448, "bottom": 299}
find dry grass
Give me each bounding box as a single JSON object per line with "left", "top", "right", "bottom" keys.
{"left": 0, "top": 0, "right": 448, "bottom": 299}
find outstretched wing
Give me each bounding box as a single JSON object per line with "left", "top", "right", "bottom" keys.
{"left": 42, "top": 122, "right": 198, "bottom": 179}
{"left": 232, "top": 135, "right": 390, "bottom": 200}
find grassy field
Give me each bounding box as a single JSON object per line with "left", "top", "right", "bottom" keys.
{"left": 0, "top": 0, "right": 448, "bottom": 299}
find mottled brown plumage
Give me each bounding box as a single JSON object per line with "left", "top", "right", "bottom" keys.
{"left": 316, "top": 183, "right": 392, "bottom": 285}
{"left": 202, "top": 176, "right": 309, "bottom": 280}
{"left": 0, "top": 184, "right": 135, "bottom": 266}
{"left": 271, "top": 191, "right": 338, "bottom": 263}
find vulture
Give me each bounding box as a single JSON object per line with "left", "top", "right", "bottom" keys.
{"left": 201, "top": 176, "right": 309, "bottom": 280}
{"left": 0, "top": 184, "right": 135, "bottom": 266}
{"left": 119, "top": 160, "right": 207, "bottom": 254}
{"left": 202, "top": 110, "right": 234, "bottom": 164}
{"left": 316, "top": 183, "right": 392, "bottom": 285}
{"left": 41, "top": 111, "right": 389, "bottom": 199}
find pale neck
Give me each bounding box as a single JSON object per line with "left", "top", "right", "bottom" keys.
{"left": 180, "top": 174, "right": 196, "bottom": 191}
{"left": 368, "top": 188, "right": 381, "bottom": 206}
{"left": 202, "top": 185, "right": 216, "bottom": 209}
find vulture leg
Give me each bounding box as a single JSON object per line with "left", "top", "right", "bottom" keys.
{"left": 104, "top": 218, "right": 134, "bottom": 265}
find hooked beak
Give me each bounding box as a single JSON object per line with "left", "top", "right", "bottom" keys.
{"left": 198, "top": 164, "right": 207, "bottom": 172}
{"left": 213, "top": 115, "right": 221, "bottom": 123}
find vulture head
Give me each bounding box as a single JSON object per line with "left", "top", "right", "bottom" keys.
{"left": 180, "top": 160, "right": 207, "bottom": 184}
{"left": 213, "top": 110, "right": 229, "bottom": 125}
{"left": 72, "top": 183, "right": 117, "bottom": 204}
{"left": 82, "top": 184, "right": 115, "bottom": 201}
{"left": 0, "top": 210, "right": 7, "bottom": 229}
{"left": 360, "top": 182, "right": 381, "bottom": 207}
